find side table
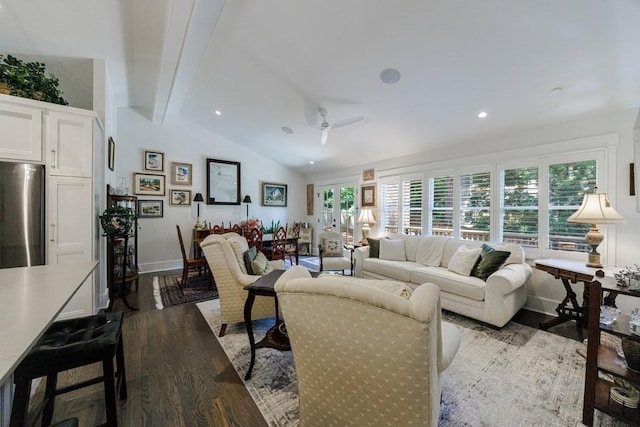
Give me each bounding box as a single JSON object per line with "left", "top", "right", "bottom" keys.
{"left": 534, "top": 259, "right": 617, "bottom": 331}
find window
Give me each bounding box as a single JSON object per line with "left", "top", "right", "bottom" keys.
{"left": 381, "top": 182, "right": 399, "bottom": 233}
{"left": 430, "top": 176, "right": 453, "bottom": 236}
{"left": 500, "top": 166, "right": 539, "bottom": 248}
{"left": 459, "top": 171, "right": 491, "bottom": 241}
{"left": 548, "top": 160, "right": 596, "bottom": 253}
{"left": 402, "top": 180, "right": 423, "bottom": 235}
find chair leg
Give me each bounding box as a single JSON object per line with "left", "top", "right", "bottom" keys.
{"left": 180, "top": 266, "right": 189, "bottom": 295}
{"left": 103, "top": 358, "right": 118, "bottom": 427}
{"left": 10, "top": 376, "right": 31, "bottom": 427}
{"left": 115, "top": 337, "right": 127, "bottom": 400}
{"left": 219, "top": 324, "right": 227, "bottom": 337}
{"left": 41, "top": 374, "right": 58, "bottom": 427}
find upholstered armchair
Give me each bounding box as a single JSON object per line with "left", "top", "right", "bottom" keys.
{"left": 317, "top": 230, "right": 352, "bottom": 274}
{"left": 276, "top": 275, "right": 461, "bottom": 426}
{"left": 200, "top": 232, "right": 284, "bottom": 336}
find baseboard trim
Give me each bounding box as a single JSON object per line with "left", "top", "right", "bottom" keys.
{"left": 139, "top": 260, "right": 182, "bottom": 274}
{"left": 524, "top": 295, "right": 559, "bottom": 317}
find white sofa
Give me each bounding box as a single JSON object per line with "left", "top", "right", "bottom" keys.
{"left": 353, "top": 234, "right": 532, "bottom": 328}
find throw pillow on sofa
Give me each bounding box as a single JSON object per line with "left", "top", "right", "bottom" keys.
{"left": 367, "top": 238, "right": 381, "bottom": 258}
{"left": 472, "top": 244, "right": 511, "bottom": 281}
{"left": 379, "top": 238, "right": 406, "bottom": 261}
{"left": 251, "top": 251, "right": 274, "bottom": 275}
{"left": 447, "top": 245, "right": 482, "bottom": 276}
{"left": 243, "top": 246, "right": 258, "bottom": 274}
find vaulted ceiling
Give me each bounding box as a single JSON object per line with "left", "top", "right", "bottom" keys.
{"left": 2, "top": 0, "right": 640, "bottom": 175}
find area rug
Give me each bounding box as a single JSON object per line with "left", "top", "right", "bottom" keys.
{"left": 197, "top": 299, "right": 630, "bottom": 427}
{"left": 153, "top": 273, "right": 218, "bottom": 309}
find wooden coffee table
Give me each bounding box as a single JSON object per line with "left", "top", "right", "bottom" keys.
{"left": 243, "top": 269, "right": 318, "bottom": 380}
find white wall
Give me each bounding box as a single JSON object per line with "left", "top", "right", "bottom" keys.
{"left": 306, "top": 108, "right": 640, "bottom": 316}
{"left": 115, "top": 107, "right": 305, "bottom": 273}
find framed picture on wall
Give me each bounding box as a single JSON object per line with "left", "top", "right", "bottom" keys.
{"left": 363, "top": 168, "right": 375, "bottom": 181}
{"left": 306, "top": 183, "right": 314, "bottom": 215}
{"left": 138, "top": 200, "right": 163, "bottom": 218}
{"left": 108, "top": 137, "right": 115, "bottom": 171}
{"left": 170, "top": 189, "right": 191, "bottom": 206}
{"left": 262, "top": 182, "right": 288, "bottom": 207}
{"left": 361, "top": 183, "right": 376, "bottom": 207}
{"left": 134, "top": 173, "right": 165, "bottom": 196}
{"left": 144, "top": 150, "right": 165, "bottom": 172}
{"left": 170, "top": 162, "right": 192, "bottom": 185}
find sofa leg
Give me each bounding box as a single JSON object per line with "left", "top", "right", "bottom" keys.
{"left": 219, "top": 324, "right": 227, "bottom": 337}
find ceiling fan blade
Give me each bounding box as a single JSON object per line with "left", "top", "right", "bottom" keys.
{"left": 331, "top": 115, "right": 364, "bottom": 129}
{"left": 320, "top": 129, "right": 330, "bottom": 145}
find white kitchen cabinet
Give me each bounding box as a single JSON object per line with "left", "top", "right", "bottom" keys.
{"left": 47, "top": 176, "right": 94, "bottom": 318}
{"left": 46, "top": 110, "right": 93, "bottom": 177}
{"left": 0, "top": 98, "right": 42, "bottom": 161}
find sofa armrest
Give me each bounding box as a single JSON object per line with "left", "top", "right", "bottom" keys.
{"left": 485, "top": 263, "right": 533, "bottom": 297}
{"left": 353, "top": 246, "right": 370, "bottom": 277}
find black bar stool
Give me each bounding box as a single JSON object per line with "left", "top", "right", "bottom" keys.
{"left": 10, "top": 312, "right": 127, "bottom": 427}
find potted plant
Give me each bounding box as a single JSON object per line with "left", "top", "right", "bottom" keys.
{"left": 0, "top": 54, "right": 68, "bottom": 105}
{"left": 99, "top": 205, "right": 137, "bottom": 237}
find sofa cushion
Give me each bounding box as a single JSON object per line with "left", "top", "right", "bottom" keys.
{"left": 367, "top": 237, "right": 381, "bottom": 258}
{"left": 243, "top": 246, "right": 258, "bottom": 275}
{"left": 472, "top": 245, "right": 511, "bottom": 281}
{"left": 411, "top": 266, "right": 486, "bottom": 301}
{"left": 251, "top": 251, "right": 274, "bottom": 275}
{"left": 404, "top": 236, "right": 422, "bottom": 262}
{"left": 447, "top": 246, "right": 482, "bottom": 276}
{"left": 487, "top": 242, "right": 525, "bottom": 265}
{"left": 416, "top": 236, "right": 449, "bottom": 266}
{"left": 362, "top": 258, "right": 416, "bottom": 283}
{"left": 379, "top": 238, "right": 406, "bottom": 261}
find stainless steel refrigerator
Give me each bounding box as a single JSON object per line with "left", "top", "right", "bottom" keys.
{"left": 0, "top": 161, "right": 45, "bottom": 268}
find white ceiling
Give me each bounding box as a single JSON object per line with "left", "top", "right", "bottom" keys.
{"left": 2, "top": 0, "right": 640, "bottom": 175}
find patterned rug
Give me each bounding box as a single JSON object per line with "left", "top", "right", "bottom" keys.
{"left": 197, "top": 298, "right": 628, "bottom": 427}
{"left": 153, "top": 273, "right": 218, "bottom": 309}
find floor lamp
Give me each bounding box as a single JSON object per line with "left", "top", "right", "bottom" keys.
{"left": 567, "top": 188, "right": 625, "bottom": 268}
{"left": 357, "top": 207, "right": 376, "bottom": 245}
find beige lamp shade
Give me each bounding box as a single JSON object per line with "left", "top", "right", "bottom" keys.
{"left": 567, "top": 192, "right": 625, "bottom": 225}
{"left": 566, "top": 190, "right": 625, "bottom": 268}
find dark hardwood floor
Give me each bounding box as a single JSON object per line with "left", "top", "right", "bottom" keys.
{"left": 26, "top": 270, "right": 268, "bottom": 427}
{"left": 24, "top": 264, "right": 583, "bottom": 427}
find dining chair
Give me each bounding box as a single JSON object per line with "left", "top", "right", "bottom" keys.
{"left": 210, "top": 224, "right": 224, "bottom": 234}
{"left": 264, "top": 226, "right": 287, "bottom": 261}
{"left": 285, "top": 222, "right": 301, "bottom": 265}
{"left": 230, "top": 223, "right": 243, "bottom": 235}
{"left": 176, "top": 225, "right": 212, "bottom": 294}
{"left": 245, "top": 226, "right": 263, "bottom": 251}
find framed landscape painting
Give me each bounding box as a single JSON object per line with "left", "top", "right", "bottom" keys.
{"left": 170, "top": 189, "right": 191, "bottom": 206}
{"left": 138, "top": 200, "right": 163, "bottom": 218}
{"left": 134, "top": 173, "right": 165, "bottom": 196}
{"left": 144, "top": 150, "right": 165, "bottom": 172}
{"left": 170, "top": 162, "right": 192, "bottom": 185}
{"left": 262, "top": 182, "right": 287, "bottom": 207}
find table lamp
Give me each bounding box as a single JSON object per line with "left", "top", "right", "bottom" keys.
{"left": 193, "top": 192, "right": 204, "bottom": 229}
{"left": 357, "top": 207, "right": 377, "bottom": 244}
{"left": 242, "top": 195, "right": 252, "bottom": 223}
{"left": 567, "top": 187, "right": 625, "bottom": 268}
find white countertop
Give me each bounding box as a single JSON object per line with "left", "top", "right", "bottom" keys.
{"left": 0, "top": 261, "right": 98, "bottom": 384}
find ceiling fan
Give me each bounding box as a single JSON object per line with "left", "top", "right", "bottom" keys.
{"left": 315, "top": 108, "right": 364, "bottom": 145}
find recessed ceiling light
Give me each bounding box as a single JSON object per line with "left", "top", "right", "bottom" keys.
{"left": 380, "top": 68, "right": 401, "bottom": 84}
{"left": 477, "top": 111, "right": 488, "bottom": 119}
{"left": 214, "top": 110, "right": 222, "bottom": 116}
{"left": 309, "top": 161, "right": 315, "bottom": 165}
{"left": 281, "top": 126, "right": 293, "bottom": 134}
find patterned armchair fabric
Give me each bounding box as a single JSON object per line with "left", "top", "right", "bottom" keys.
{"left": 317, "top": 230, "right": 351, "bottom": 274}
{"left": 200, "top": 232, "right": 284, "bottom": 336}
{"left": 276, "top": 276, "right": 461, "bottom": 427}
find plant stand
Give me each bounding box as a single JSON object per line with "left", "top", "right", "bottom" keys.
{"left": 106, "top": 234, "right": 139, "bottom": 311}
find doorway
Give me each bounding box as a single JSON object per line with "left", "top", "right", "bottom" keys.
{"left": 319, "top": 184, "right": 356, "bottom": 247}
